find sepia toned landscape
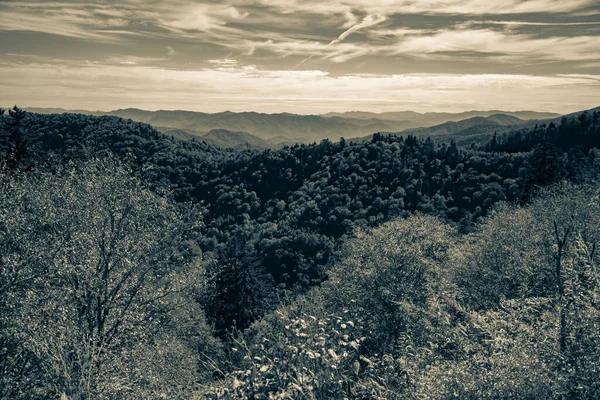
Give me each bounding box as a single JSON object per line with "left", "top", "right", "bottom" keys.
{"left": 1, "top": 0, "right": 600, "bottom": 399}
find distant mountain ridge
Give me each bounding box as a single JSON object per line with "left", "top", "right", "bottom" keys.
{"left": 351, "top": 106, "right": 600, "bottom": 148}
{"left": 158, "top": 127, "right": 297, "bottom": 149}
{"left": 106, "top": 109, "right": 368, "bottom": 142}
{"left": 350, "top": 113, "right": 529, "bottom": 143}
{"left": 323, "top": 110, "right": 560, "bottom": 124}
{"left": 402, "top": 114, "right": 524, "bottom": 136}
{"left": 23, "top": 107, "right": 562, "bottom": 147}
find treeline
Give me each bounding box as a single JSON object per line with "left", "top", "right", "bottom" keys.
{"left": 490, "top": 109, "right": 600, "bottom": 153}
{"left": 0, "top": 108, "right": 236, "bottom": 199}
{"left": 2, "top": 107, "right": 600, "bottom": 334}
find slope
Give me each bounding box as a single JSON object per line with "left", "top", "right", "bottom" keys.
{"left": 200, "top": 129, "right": 270, "bottom": 149}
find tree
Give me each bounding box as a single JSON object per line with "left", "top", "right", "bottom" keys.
{"left": 559, "top": 235, "right": 600, "bottom": 397}
{"left": 0, "top": 158, "right": 210, "bottom": 399}
{"left": 0, "top": 106, "right": 32, "bottom": 167}
{"left": 203, "top": 231, "right": 275, "bottom": 334}
{"left": 522, "top": 141, "right": 565, "bottom": 196}
{"left": 490, "top": 131, "right": 498, "bottom": 152}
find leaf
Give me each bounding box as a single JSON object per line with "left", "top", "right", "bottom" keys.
{"left": 328, "top": 349, "right": 339, "bottom": 361}
{"left": 352, "top": 360, "right": 360, "bottom": 376}
{"left": 359, "top": 355, "right": 373, "bottom": 366}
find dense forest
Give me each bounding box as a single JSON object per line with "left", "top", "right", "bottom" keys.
{"left": 1, "top": 106, "right": 600, "bottom": 398}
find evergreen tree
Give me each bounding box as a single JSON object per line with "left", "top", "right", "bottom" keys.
{"left": 525, "top": 141, "right": 565, "bottom": 188}
{"left": 204, "top": 233, "right": 275, "bottom": 334}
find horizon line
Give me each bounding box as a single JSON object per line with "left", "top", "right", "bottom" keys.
{"left": 13, "top": 105, "right": 578, "bottom": 117}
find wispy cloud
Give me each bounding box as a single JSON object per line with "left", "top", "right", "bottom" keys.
{"left": 295, "top": 14, "right": 386, "bottom": 67}
{"left": 390, "top": 29, "right": 600, "bottom": 62}
{"left": 468, "top": 20, "right": 600, "bottom": 27}
{"left": 278, "top": 25, "right": 600, "bottom": 65}
{"left": 0, "top": 1, "right": 250, "bottom": 41}
{"left": 256, "top": 0, "right": 596, "bottom": 16}
{"left": 0, "top": 9, "right": 117, "bottom": 40}
{"left": 153, "top": 3, "right": 249, "bottom": 32}
{"left": 105, "top": 55, "right": 168, "bottom": 65}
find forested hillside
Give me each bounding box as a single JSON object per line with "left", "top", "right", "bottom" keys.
{"left": 2, "top": 106, "right": 600, "bottom": 398}
{"left": 491, "top": 108, "right": 600, "bottom": 153}
{"left": 2, "top": 107, "right": 600, "bottom": 328}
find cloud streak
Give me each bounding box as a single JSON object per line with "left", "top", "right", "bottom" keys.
{"left": 257, "top": 0, "right": 597, "bottom": 17}
{"left": 472, "top": 20, "right": 600, "bottom": 27}
{"left": 294, "top": 14, "right": 386, "bottom": 67}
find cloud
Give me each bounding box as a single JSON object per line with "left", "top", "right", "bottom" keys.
{"left": 467, "top": 20, "right": 600, "bottom": 27}
{"left": 247, "top": 38, "right": 368, "bottom": 64}
{"left": 0, "top": 1, "right": 153, "bottom": 40}
{"left": 2, "top": 0, "right": 599, "bottom": 113}
{"left": 207, "top": 59, "right": 239, "bottom": 66}
{"left": 336, "top": 14, "right": 387, "bottom": 42}
{"left": 272, "top": 23, "right": 600, "bottom": 66}
{"left": 206, "top": 58, "right": 242, "bottom": 71}
{"left": 155, "top": 3, "right": 249, "bottom": 32}
{"left": 257, "top": 0, "right": 596, "bottom": 16}
{"left": 2, "top": 60, "right": 599, "bottom": 114}
{"left": 390, "top": 29, "right": 600, "bottom": 62}
{"left": 0, "top": 9, "right": 113, "bottom": 40}
{"left": 295, "top": 14, "right": 386, "bottom": 67}
{"left": 105, "top": 55, "right": 168, "bottom": 65}
{"left": 3, "top": 1, "right": 598, "bottom": 68}
{"left": 0, "top": 1, "right": 250, "bottom": 41}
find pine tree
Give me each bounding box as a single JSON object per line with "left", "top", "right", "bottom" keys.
{"left": 0, "top": 106, "right": 38, "bottom": 168}
{"left": 204, "top": 233, "right": 275, "bottom": 334}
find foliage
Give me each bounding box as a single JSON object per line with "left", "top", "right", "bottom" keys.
{"left": 202, "top": 187, "right": 600, "bottom": 399}
{"left": 3, "top": 106, "right": 600, "bottom": 397}
{"left": 0, "top": 158, "right": 219, "bottom": 399}
{"left": 491, "top": 111, "right": 600, "bottom": 154}
{"left": 202, "top": 231, "right": 276, "bottom": 335}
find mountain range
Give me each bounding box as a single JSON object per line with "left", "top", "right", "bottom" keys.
{"left": 323, "top": 110, "right": 559, "bottom": 125}
{"left": 23, "top": 107, "right": 561, "bottom": 148}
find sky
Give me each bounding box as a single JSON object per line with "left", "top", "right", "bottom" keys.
{"left": 1, "top": 0, "right": 599, "bottom": 114}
